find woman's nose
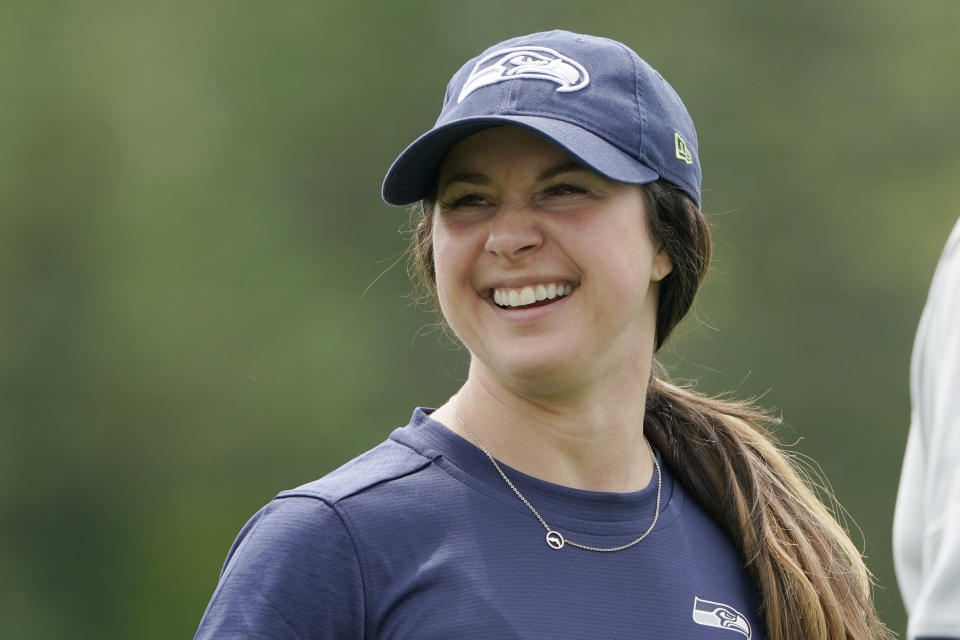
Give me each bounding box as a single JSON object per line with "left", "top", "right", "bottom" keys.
{"left": 483, "top": 204, "right": 544, "bottom": 260}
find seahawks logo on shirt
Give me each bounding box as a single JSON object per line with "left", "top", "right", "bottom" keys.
{"left": 692, "top": 597, "right": 752, "bottom": 638}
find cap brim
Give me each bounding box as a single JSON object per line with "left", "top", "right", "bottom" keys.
{"left": 381, "top": 115, "right": 660, "bottom": 206}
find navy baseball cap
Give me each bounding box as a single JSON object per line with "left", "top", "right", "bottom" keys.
{"left": 382, "top": 30, "right": 701, "bottom": 208}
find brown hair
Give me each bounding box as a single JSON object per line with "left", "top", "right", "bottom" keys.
{"left": 408, "top": 181, "right": 892, "bottom": 639}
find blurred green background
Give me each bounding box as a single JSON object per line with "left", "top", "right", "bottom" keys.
{"left": 2, "top": 0, "right": 958, "bottom": 637}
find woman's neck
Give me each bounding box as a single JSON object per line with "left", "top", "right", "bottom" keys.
{"left": 430, "top": 360, "right": 656, "bottom": 493}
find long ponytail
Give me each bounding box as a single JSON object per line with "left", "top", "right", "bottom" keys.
{"left": 644, "top": 377, "right": 889, "bottom": 639}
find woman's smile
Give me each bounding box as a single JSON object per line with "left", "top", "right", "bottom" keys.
{"left": 490, "top": 280, "right": 575, "bottom": 309}
{"left": 484, "top": 280, "right": 577, "bottom": 326}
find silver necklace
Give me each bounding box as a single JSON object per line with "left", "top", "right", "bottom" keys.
{"left": 452, "top": 408, "right": 662, "bottom": 552}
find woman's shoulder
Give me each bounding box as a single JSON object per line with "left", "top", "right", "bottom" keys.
{"left": 196, "top": 428, "right": 442, "bottom": 638}
{"left": 274, "top": 407, "right": 458, "bottom": 514}
{"left": 212, "top": 434, "right": 428, "bottom": 571}
{"left": 280, "top": 434, "right": 434, "bottom": 507}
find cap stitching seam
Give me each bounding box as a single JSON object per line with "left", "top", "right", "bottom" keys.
{"left": 607, "top": 40, "right": 644, "bottom": 163}
{"left": 630, "top": 48, "right": 646, "bottom": 171}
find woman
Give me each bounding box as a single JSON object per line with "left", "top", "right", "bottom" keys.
{"left": 196, "top": 31, "right": 891, "bottom": 639}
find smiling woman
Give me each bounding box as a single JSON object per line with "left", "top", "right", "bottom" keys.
{"left": 194, "top": 31, "right": 893, "bottom": 640}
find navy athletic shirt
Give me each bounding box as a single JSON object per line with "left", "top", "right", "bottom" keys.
{"left": 195, "top": 408, "right": 764, "bottom": 639}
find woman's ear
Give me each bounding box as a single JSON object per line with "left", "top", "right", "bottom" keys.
{"left": 652, "top": 246, "right": 673, "bottom": 282}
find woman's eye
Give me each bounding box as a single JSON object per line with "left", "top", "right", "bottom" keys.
{"left": 544, "top": 183, "right": 588, "bottom": 197}
{"left": 438, "top": 192, "right": 495, "bottom": 212}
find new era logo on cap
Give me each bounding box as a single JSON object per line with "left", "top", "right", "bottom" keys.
{"left": 674, "top": 132, "right": 693, "bottom": 165}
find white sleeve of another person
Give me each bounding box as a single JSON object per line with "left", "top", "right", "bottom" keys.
{"left": 895, "top": 217, "right": 960, "bottom": 640}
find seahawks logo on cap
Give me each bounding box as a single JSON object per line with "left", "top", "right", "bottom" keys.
{"left": 692, "top": 597, "right": 752, "bottom": 638}
{"left": 458, "top": 46, "right": 589, "bottom": 103}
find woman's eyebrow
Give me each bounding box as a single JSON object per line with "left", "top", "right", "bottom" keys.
{"left": 538, "top": 161, "right": 586, "bottom": 181}
{"left": 438, "top": 172, "right": 489, "bottom": 191}
{"left": 438, "top": 161, "right": 587, "bottom": 192}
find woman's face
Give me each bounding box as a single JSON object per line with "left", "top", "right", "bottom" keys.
{"left": 431, "top": 126, "right": 672, "bottom": 394}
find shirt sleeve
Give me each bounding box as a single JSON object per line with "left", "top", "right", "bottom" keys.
{"left": 194, "top": 495, "right": 365, "bottom": 640}
{"left": 896, "top": 218, "right": 960, "bottom": 640}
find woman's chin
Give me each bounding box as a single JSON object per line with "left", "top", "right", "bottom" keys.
{"left": 479, "top": 351, "right": 591, "bottom": 395}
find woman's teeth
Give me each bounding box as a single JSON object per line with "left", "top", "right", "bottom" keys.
{"left": 492, "top": 283, "right": 573, "bottom": 308}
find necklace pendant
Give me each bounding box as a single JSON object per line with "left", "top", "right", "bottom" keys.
{"left": 545, "top": 530, "right": 565, "bottom": 550}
